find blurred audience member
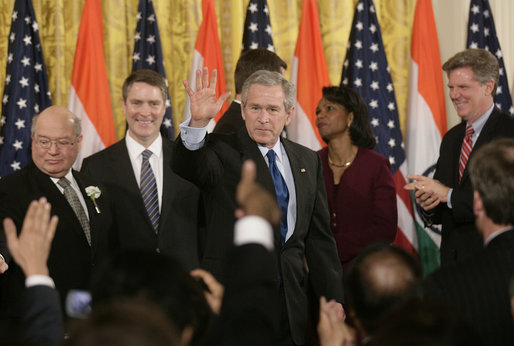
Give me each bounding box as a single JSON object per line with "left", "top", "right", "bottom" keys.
{"left": 373, "top": 299, "right": 481, "bottom": 346}
{"left": 424, "top": 138, "right": 514, "bottom": 345}
{"left": 344, "top": 243, "right": 422, "bottom": 344}
{"left": 1, "top": 198, "right": 60, "bottom": 346}
{"left": 91, "top": 249, "right": 210, "bottom": 346}
{"left": 66, "top": 299, "right": 182, "bottom": 346}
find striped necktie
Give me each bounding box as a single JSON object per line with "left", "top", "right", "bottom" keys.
{"left": 458, "top": 124, "right": 474, "bottom": 182}
{"left": 57, "top": 177, "right": 91, "bottom": 246}
{"left": 140, "top": 149, "right": 159, "bottom": 233}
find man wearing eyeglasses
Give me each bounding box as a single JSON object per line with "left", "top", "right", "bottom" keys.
{"left": 0, "top": 105, "right": 113, "bottom": 325}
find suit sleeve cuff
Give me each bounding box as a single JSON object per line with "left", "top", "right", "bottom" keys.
{"left": 26, "top": 275, "right": 55, "bottom": 288}
{"left": 179, "top": 119, "right": 207, "bottom": 150}
{"left": 234, "top": 216, "right": 274, "bottom": 251}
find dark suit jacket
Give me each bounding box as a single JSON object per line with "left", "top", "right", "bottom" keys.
{"left": 424, "top": 229, "right": 514, "bottom": 346}
{"left": 212, "top": 101, "right": 245, "bottom": 134}
{"left": 81, "top": 137, "right": 200, "bottom": 270}
{"left": 0, "top": 163, "right": 113, "bottom": 319}
{"left": 428, "top": 108, "right": 514, "bottom": 265}
{"left": 22, "top": 285, "right": 62, "bottom": 346}
{"left": 172, "top": 128, "right": 343, "bottom": 345}
{"left": 205, "top": 243, "right": 280, "bottom": 346}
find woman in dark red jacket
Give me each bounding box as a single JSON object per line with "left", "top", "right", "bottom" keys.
{"left": 316, "top": 86, "right": 397, "bottom": 274}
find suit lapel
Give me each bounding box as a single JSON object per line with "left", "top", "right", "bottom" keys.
{"left": 32, "top": 167, "right": 87, "bottom": 243}
{"left": 281, "top": 139, "right": 308, "bottom": 245}
{"left": 160, "top": 139, "right": 174, "bottom": 233}
{"left": 114, "top": 139, "right": 156, "bottom": 232}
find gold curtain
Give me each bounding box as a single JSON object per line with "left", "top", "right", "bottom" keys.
{"left": 0, "top": 0, "right": 413, "bottom": 140}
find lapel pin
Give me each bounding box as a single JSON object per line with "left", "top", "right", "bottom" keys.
{"left": 300, "top": 168, "right": 306, "bottom": 173}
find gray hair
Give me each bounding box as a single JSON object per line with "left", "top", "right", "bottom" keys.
{"left": 31, "top": 106, "right": 82, "bottom": 138}
{"left": 442, "top": 49, "right": 499, "bottom": 96}
{"left": 241, "top": 70, "right": 296, "bottom": 112}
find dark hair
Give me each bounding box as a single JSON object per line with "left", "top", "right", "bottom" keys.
{"left": 234, "top": 48, "right": 287, "bottom": 94}
{"left": 321, "top": 86, "right": 376, "bottom": 148}
{"left": 373, "top": 299, "right": 481, "bottom": 346}
{"left": 469, "top": 138, "right": 514, "bottom": 225}
{"left": 122, "top": 69, "right": 168, "bottom": 102}
{"left": 344, "top": 243, "right": 422, "bottom": 335}
{"left": 67, "top": 299, "right": 181, "bottom": 346}
{"left": 91, "top": 249, "right": 211, "bottom": 344}
{"left": 442, "top": 48, "right": 499, "bottom": 96}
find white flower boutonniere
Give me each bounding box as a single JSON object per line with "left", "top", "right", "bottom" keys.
{"left": 85, "top": 186, "right": 101, "bottom": 214}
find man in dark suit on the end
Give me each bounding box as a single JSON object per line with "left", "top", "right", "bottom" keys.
{"left": 424, "top": 138, "right": 514, "bottom": 346}
{"left": 81, "top": 70, "right": 201, "bottom": 270}
{"left": 173, "top": 68, "right": 343, "bottom": 345}
{"left": 213, "top": 48, "right": 287, "bottom": 135}
{"left": 406, "top": 49, "right": 514, "bottom": 265}
{"left": 0, "top": 106, "right": 113, "bottom": 321}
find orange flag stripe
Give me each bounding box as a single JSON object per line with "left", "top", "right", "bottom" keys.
{"left": 411, "top": 0, "right": 447, "bottom": 137}
{"left": 196, "top": 0, "right": 228, "bottom": 121}
{"left": 295, "top": 0, "right": 330, "bottom": 147}
{"left": 71, "top": 0, "right": 115, "bottom": 145}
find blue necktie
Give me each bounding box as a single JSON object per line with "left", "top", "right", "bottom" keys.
{"left": 266, "top": 150, "right": 289, "bottom": 245}
{"left": 140, "top": 149, "right": 159, "bottom": 233}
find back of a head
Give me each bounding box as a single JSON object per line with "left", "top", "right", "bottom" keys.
{"left": 91, "top": 249, "right": 210, "bottom": 342}
{"left": 67, "top": 299, "right": 181, "bottom": 346}
{"left": 373, "top": 299, "right": 482, "bottom": 346}
{"left": 344, "top": 243, "right": 422, "bottom": 335}
{"left": 469, "top": 138, "right": 514, "bottom": 226}
{"left": 234, "top": 48, "right": 287, "bottom": 94}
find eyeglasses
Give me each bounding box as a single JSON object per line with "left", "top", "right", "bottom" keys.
{"left": 34, "top": 137, "right": 77, "bottom": 150}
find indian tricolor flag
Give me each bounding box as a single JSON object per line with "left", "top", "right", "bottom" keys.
{"left": 184, "top": 0, "right": 228, "bottom": 132}
{"left": 68, "top": 0, "right": 115, "bottom": 170}
{"left": 406, "top": 0, "right": 447, "bottom": 275}
{"left": 287, "top": 0, "right": 328, "bottom": 150}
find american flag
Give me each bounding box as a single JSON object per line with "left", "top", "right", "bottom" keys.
{"left": 132, "top": 0, "right": 174, "bottom": 139}
{"left": 0, "top": 0, "right": 51, "bottom": 178}
{"left": 467, "top": 0, "right": 514, "bottom": 115}
{"left": 341, "top": 0, "right": 416, "bottom": 254}
{"left": 242, "top": 0, "right": 275, "bottom": 51}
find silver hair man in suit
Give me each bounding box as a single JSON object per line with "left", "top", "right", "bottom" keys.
{"left": 406, "top": 49, "right": 514, "bottom": 265}
{"left": 173, "top": 68, "right": 343, "bottom": 346}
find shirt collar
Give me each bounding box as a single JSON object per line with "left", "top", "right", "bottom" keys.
{"left": 258, "top": 140, "right": 284, "bottom": 163}
{"left": 125, "top": 131, "right": 163, "bottom": 160}
{"left": 469, "top": 104, "right": 494, "bottom": 137}
{"left": 484, "top": 226, "right": 513, "bottom": 246}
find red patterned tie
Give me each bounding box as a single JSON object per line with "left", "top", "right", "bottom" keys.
{"left": 458, "top": 124, "right": 474, "bottom": 182}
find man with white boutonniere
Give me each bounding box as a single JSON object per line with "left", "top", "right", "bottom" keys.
{"left": 0, "top": 105, "right": 114, "bottom": 326}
